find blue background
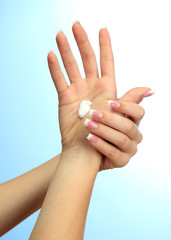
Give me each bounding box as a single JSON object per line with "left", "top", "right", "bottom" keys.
{"left": 0, "top": 0, "right": 171, "bottom": 239}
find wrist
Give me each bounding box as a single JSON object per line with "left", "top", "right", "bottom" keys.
{"left": 60, "top": 144, "right": 102, "bottom": 172}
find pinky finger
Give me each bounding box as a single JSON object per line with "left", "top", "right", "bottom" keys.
{"left": 47, "top": 51, "right": 68, "bottom": 94}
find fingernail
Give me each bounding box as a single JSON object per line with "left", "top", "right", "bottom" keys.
{"left": 48, "top": 50, "right": 53, "bottom": 55}
{"left": 100, "top": 26, "right": 108, "bottom": 30}
{"left": 108, "top": 100, "right": 120, "bottom": 109}
{"left": 84, "top": 119, "right": 98, "bottom": 129}
{"left": 56, "top": 30, "right": 63, "bottom": 35}
{"left": 86, "top": 133, "right": 97, "bottom": 143}
{"left": 89, "top": 109, "right": 103, "bottom": 120}
{"left": 73, "top": 20, "right": 80, "bottom": 25}
{"left": 143, "top": 90, "right": 155, "bottom": 97}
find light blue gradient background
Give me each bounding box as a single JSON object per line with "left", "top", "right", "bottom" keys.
{"left": 0, "top": 0, "right": 171, "bottom": 239}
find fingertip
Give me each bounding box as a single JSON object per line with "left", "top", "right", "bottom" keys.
{"left": 56, "top": 31, "right": 66, "bottom": 46}
{"left": 56, "top": 30, "right": 64, "bottom": 39}
{"left": 86, "top": 133, "right": 98, "bottom": 143}
{"left": 47, "top": 50, "right": 53, "bottom": 58}
{"left": 108, "top": 100, "right": 120, "bottom": 109}
{"left": 99, "top": 27, "right": 111, "bottom": 45}
{"left": 72, "top": 21, "right": 81, "bottom": 30}
{"left": 143, "top": 89, "right": 155, "bottom": 98}
{"left": 99, "top": 27, "right": 108, "bottom": 35}
{"left": 47, "top": 51, "right": 57, "bottom": 64}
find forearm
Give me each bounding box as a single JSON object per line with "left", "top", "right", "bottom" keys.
{"left": 29, "top": 147, "right": 101, "bottom": 240}
{"left": 0, "top": 153, "right": 61, "bottom": 237}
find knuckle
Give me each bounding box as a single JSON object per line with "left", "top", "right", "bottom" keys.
{"left": 66, "top": 60, "right": 76, "bottom": 68}
{"left": 136, "top": 129, "right": 143, "bottom": 143}
{"left": 131, "top": 143, "right": 138, "bottom": 156}
{"left": 100, "top": 53, "right": 114, "bottom": 62}
{"left": 118, "top": 135, "right": 127, "bottom": 146}
{"left": 82, "top": 52, "right": 95, "bottom": 61}
{"left": 118, "top": 155, "right": 130, "bottom": 168}
{"left": 139, "top": 107, "right": 145, "bottom": 119}
{"left": 138, "top": 132, "right": 143, "bottom": 143}
{"left": 127, "top": 121, "right": 135, "bottom": 134}
{"left": 108, "top": 148, "right": 118, "bottom": 160}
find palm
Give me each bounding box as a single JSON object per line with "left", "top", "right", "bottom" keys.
{"left": 57, "top": 76, "right": 116, "bottom": 151}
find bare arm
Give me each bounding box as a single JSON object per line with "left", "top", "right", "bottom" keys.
{"left": 0, "top": 153, "right": 61, "bottom": 237}
{"left": 28, "top": 22, "right": 151, "bottom": 239}
{"left": 29, "top": 147, "right": 101, "bottom": 240}
{"left": 0, "top": 20, "right": 152, "bottom": 238}
{"left": 0, "top": 88, "right": 148, "bottom": 238}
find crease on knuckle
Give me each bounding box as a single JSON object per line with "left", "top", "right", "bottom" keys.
{"left": 108, "top": 148, "right": 118, "bottom": 160}
{"left": 82, "top": 52, "right": 95, "bottom": 61}
{"left": 65, "top": 60, "right": 76, "bottom": 68}
{"left": 118, "top": 135, "right": 127, "bottom": 146}
{"left": 100, "top": 52, "right": 114, "bottom": 62}
{"left": 127, "top": 122, "right": 135, "bottom": 135}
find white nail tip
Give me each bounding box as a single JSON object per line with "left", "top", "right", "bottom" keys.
{"left": 73, "top": 20, "right": 80, "bottom": 24}
{"left": 84, "top": 119, "right": 90, "bottom": 127}
{"left": 89, "top": 109, "right": 95, "bottom": 118}
{"left": 56, "top": 30, "right": 63, "bottom": 35}
{"left": 148, "top": 90, "right": 155, "bottom": 95}
{"left": 101, "top": 27, "right": 108, "bottom": 30}
{"left": 107, "top": 100, "right": 114, "bottom": 107}
{"left": 87, "top": 133, "right": 93, "bottom": 140}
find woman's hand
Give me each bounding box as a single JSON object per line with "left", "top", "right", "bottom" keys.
{"left": 48, "top": 23, "right": 117, "bottom": 152}
{"left": 84, "top": 100, "right": 145, "bottom": 171}
{"left": 47, "top": 22, "right": 151, "bottom": 153}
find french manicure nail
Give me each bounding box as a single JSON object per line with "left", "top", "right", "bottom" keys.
{"left": 89, "top": 109, "right": 103, "bottom": 120}
{"left": 48, "top": 50, "right": 53, "bottom": 55}
{"left": 84, "top": 119, "right": 97, "bottom": 129}
{"left": 108, "top": 100, "right": 120, "bottom": 109}
{"left": 100, "top": 26, "right": 108, "bottom": 30}
{"left": 73, "top": 20, "right": 80, "bottom": 25}
{"left": 86, "top": 133, "right": 97, "bottom": 143}
{"left": 143, "top": 90, "right": 155, "bottom": 97}
{"left": 56, "top": 30, "right": 64, "bottom": 37}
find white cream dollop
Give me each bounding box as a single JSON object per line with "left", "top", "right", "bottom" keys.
{"left": 78, "top": 100, "right": 92, "bottom": 118}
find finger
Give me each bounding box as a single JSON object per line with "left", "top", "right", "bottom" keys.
{"left": 84, "top": 119, "right": 137, "bottom": 154}
{"left": 47, "top": 51, "right": 68, "bottom": 94}
{"left": 108, "top": 100, "right": 145, "bottom": 125}
{"left": 119, "top": 87, "right": 154, "bottom": 104}
{"left": 99, "top": 28, "right": 115, "bottom": 80}
{"left": 88, "top": 109, "right": 143, "bottom": 144}
{"left": 56, "top": 31, "right": 82, "bottom": 83}
{"left": 72, "top": 22, "right": 99, "bottom": 78}
{"left": 86, "top": 133, "right": 129, "bottom": 168}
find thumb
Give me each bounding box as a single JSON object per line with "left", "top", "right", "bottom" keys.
{"left": 119, "top": 87, "right": 155, "bottom": 104}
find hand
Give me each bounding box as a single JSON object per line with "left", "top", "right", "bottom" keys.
{"left": 47, "top": 22, "right": 151, "bottom": 153}
{"left": 47, "top": 23, "right": 117, "bottom": 152}
{"left": 84, "top": 99, "right": 145, "bottom": 171}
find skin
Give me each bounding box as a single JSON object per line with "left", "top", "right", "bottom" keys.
{"left": 0, "top": 22, "right": 152, "bottom": 237}
{"left": 0, "top": 90, "right": 148, "bottom": 237}
{"left": 47, "top": 22, "right": 150, "bottom": 169}
{"left": 28, "top": 23, "right": 152, "bottom": 240}
{"left": 0, "top": 90, "right": 148, "bottom": 238}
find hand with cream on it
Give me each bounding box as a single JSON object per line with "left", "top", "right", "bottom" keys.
{"left": 47, "top": 22, "right": 153, "bottom": 157}
{"left": 48, "top": 23, "right": 116, "bottom": 153}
